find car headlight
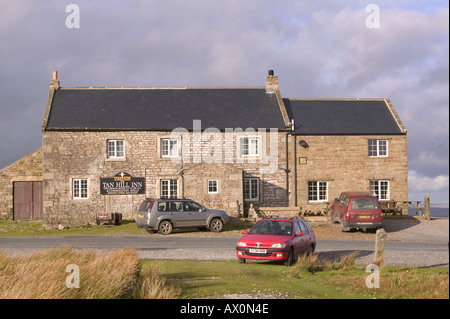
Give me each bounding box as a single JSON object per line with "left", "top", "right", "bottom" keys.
{"left": 271, "top": 243, "right": 287, "bottom": 248}
{"left": 237, "top": 241, "right": 247, "bottom": 247}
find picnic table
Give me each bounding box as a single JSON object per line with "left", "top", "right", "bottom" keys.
{"left": 380, "top": 200, "right": 424, "bottom": 216}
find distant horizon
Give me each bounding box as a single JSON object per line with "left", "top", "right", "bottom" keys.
{"left": 430, "top": 203, "right": 449, "bottom": 209}
{"left": 408, "top": 206, "right": 449, "bottom": 217}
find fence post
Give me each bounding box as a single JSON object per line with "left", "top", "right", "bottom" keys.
{"left": 424, "top": 194, "right": 431, "bottom": 220}
{"left": 374, "top": 228, "right": 387, "bottom": 265}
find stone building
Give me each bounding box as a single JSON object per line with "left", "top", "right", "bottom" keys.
{"left": 0, "top": 70, "right": 408, "bottom": 226}
{"left": 41, "top": 71, "right": 291, "bottom": 227}
{"left": 284, "top": 98, "right": 408, "bottom": 216}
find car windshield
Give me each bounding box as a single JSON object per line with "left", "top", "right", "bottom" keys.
{"left": 351, "top": 198, "right": 378, "bottom": 209}
{"left": 249, "top": 220, "right": 293, "bottom": 236}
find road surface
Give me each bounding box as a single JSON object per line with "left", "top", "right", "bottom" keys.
{"left": 0, "top": 236, "right": 448, "bottom": 267}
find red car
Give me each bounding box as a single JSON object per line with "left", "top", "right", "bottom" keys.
{"left": 331, "top": 191, "right": 383, "bottom": 232}
{"left": 236, "top": 217, "right": 316, "bottom": 266}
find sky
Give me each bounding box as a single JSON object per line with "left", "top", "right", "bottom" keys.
{"left": 0, "top": 0, "right": 448, "bottom": 204}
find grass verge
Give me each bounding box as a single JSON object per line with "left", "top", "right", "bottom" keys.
{"left": 0, "top": 247, "right": 180, "bottom": 299}
{"left": 0, "top": 218, "right": 252, "bottom": 237}
{"left": 154, "top": 256, "right": 449, "bottom": 299}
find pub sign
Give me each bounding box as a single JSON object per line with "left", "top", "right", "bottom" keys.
{"left": 100, "top": 172, "right": 145, "bottom": 195}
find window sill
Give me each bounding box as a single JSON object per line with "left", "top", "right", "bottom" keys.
{"left": 106, "top": 157, "right": 126, "bottom": 162}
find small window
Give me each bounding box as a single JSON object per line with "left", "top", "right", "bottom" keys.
{"left": 161, "top": 138, "right": 178, "bottom": 158}
{"left": 208, "top": 180, "right": 218, "bottom": 194}
{"left": 161, "top": 179, "right": 178, "bottom": 199}
{"left": 107, "top": 140, "right": 125, "bottom": 158}
{"left": 73, "top": 179, "right": 88, "bottom": 199}
{"left": 368, "top": 140, "right": 388, "bottom": 157}
{"left": 240, "top": 137, "right": 259, "bottom": 157}
{"left": 370, "top": 180, "right": 389, "bottom": 200}
{"left": 308, "top": 181, "right": 328, "bottom": 202}
{"left": 244, "top": 178, "right": 259, "bottom": 201}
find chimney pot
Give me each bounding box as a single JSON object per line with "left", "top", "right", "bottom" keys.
{"left": 50, "top": 70, "right": 60, "bottom": 89}
{"left": 265, "top": 69, "right": 278, "bottom": 93}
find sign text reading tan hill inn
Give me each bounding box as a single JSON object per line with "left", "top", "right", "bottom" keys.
{"left": 100, "top": 172, "right": 145, "bottom": 195}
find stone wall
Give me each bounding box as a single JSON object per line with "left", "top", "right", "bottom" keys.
{"left": 0, "top": 149, "right": 43, "bottom": 220}
{"left": 183, "top": 162, "right": 243, "bottom": 215}
{"left": 291, "top": 134, "right": 408, "bottom": 214}
{"left": 42, "top": 130, "right": 288, "bottom": 227}
{"left": 41, "top": 129, "right": 408, "bottom": 226}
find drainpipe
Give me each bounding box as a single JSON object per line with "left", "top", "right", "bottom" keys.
{"left": 285, "top": 132, "right": 290, "bottom": 207}
{"left": 294, "top": 134, "right": 297, "bottom": 207}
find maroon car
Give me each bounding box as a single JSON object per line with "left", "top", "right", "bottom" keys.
{"left": 331, "top": 191, "right": 383, "bottom": 232}
{"left": 236, "top": 217, "right": 316, "bottom": 266}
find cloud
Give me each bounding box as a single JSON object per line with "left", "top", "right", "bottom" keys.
{"left": 409, "top": 170, "right": 449, "bottom": 192}
{"left": 408, "top": 170, "right": 449, "bottom": 203}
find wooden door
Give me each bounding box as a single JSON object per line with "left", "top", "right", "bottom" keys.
{"left": 13, "top": 181, "right": 43, "bottom": 220}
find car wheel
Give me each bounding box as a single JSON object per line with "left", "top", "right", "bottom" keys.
{"left": 341, "top": 222, "right": 350, "bottom": 232}
{"left": 210, "top": 218, "right": 224, "bottom": 232}
{"left": 238, "top": 258, "right": 246, "bottom": 264}
{"left": 284, "top": 248, "right": 294, "bottom": 266}
{"left": 145, "top": 227, "right": 157, "bottom": 234}
{"left": 158, "top": 220, "right": 173, "bottom": 235}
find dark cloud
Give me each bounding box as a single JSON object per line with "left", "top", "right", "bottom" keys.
{"left": 0, "top": 0, "right": 448, "bottom": 202}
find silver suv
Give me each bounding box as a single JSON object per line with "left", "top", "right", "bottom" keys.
{"left": 136, "top": 198, "right": 231, "bottom": 235}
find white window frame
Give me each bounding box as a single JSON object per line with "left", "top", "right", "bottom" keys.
{"left": 244, "top": 178, "right": 259, "bottom": 201}
{"left": 370, "top": 180, "right": 390, "bottom": 201}
{"left": 208, "top": 180, "right": 219, "bottom": 194}
{"left": 240, "top": 137, "right": 259, "bottom": 157}
{"left": 107, "top": 140, "right": 125, "bottom": 159}
{"left": 72, "top": 179, "right": 88, "bottom": 199}
{"left": 161, "top": 138, "right": 179, "bottom": 158}
{"left": 308, "top": 181, "right": 328, "bottom": 202}
{"left": 161, "top": 179, "right": 178, "bottom": 199}
{"left": 368, "top": 139, "right": 388, "bottom": 157}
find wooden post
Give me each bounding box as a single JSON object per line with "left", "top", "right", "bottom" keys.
{"left": 374, "top": 228, "right": 387, "bottom": 265}
{"left": 424, "top": 194, "right": 431, "bottom": 220}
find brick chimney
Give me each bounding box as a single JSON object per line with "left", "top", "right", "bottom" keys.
{"left": 50, "top": 71, "right": 60, "bottom": 89}
{"left": 265, "top": 69, "right": 278, "bottom": 93}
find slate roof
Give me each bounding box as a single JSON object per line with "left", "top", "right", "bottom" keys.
{"left": 284, "top": 99, "right": 406, "bottom": 135}
{"left": 44, "top": 88, "right": 287, "bottom": 131}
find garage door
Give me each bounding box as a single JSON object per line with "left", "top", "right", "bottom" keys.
{"left": 13, "top": 181, "right": 43, "bottom": 220}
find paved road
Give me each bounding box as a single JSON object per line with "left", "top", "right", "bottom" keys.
{"left": 0, "top": 236, "right": 448, "bottom": 267}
